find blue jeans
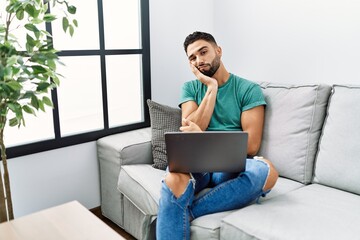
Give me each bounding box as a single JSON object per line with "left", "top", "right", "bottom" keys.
{"left": 156, "top": 158, "right": 270, "bottom": 240}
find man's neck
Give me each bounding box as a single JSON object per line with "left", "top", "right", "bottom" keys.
{"left": 213, "top": 63, "right": 230, "bottom": 87}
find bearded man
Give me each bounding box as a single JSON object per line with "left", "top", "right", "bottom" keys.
{"left": 156, "top": 31, "right": 278, "bottom": 240}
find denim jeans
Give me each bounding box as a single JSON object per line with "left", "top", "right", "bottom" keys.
{"left": 156, "top": 158, "right": 270, "bottom": 240}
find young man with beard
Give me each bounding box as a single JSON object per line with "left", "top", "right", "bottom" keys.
{"left": 156, "top": 31, "right": 278, "bottom": 240}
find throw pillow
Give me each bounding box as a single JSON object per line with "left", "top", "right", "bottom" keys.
{"left": 257, "top": 82, "right": 332, "bottom": 184}
{"left": 147, "top": 99, "right": 182, "bottom": 170}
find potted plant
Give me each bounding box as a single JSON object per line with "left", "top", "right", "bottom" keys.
{"left": 0, "top": 0, "right": 77, "bottom": 222}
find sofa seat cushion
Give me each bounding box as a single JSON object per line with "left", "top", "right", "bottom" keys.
{"left": 118, "top": 164, "right": 164, "bottom": 215}
{"left": 260, "top": 176, "right": 304, "bottom": 200}
{"left": 190, "top": 177, "right": 303, "bottom": 239}
{"left": 220, "top": 184, "right": 360, "bottom": 240}
{"left": 118, "top": 164, "right": 304, "bottom": 239}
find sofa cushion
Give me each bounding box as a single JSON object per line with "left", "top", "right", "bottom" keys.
{"left": 221, "top": 184, "right": 360, "bottom": 240}
{"left": 191, "top": 211, "right": 235, "bottom": 240}
{"left": 118, "top": 164, "right": 304, "bottom": 240}
{"left": 118, "top": 164, "right": 164, "bottom": 215}
{"left": 314, "top": 85, "right": 360, "bottom": 195}
{"left": 190, "top": 177, "right": 303, "bottom": 239}
{"left": 260, "top": 176, "right": 304, "bottom": 200}
{"left": 258, "top": 83, "right": 331, "bottom": 184}
{"left": 147, "top": 100, "right": 182, "bottom": 170}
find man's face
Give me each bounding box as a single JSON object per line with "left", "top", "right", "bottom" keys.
{"left": 186, "top": 40, "right": 221, "bottom": 77}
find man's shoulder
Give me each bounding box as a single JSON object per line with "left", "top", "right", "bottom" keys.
{"left": 231, "top": 74, "right": 261, "bottom": 88}
{"left": 182, "top": 79, "right": 203, "bottom": 89}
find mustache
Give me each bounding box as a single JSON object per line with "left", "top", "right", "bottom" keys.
{"left": 197, "top": 63, "right": 211, "bottom": 69}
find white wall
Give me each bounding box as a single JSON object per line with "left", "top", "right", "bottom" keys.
{"left": 150, "top": 0, "right": 214, "bottom": 107}
{"left": 7, "top": 0, "right": 360, "bottom": 218}
{"left": 8, "top": 142, "right": 100, "bottom": 217}
{"left": 214, "top": 0, "right": 360, "bottom": 85}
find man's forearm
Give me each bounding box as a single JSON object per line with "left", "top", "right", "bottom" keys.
{"left": 186, "top": 85, "right": 218, "bottom": 131}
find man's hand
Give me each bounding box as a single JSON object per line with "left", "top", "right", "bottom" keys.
{"left": 180, "top": 118, "right": 202, "bottom": 132}
{"left": 190, "top": 63, "right": 218, "bottom": 88}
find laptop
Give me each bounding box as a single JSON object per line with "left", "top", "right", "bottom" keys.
{"left": 164, "top": 131, "right": 248, "bottom": 173}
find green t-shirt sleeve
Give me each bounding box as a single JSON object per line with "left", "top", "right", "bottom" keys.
{"left": 179, "top": 81, "right": 197, "bottom": 107}
{"left": 241, "top": 83, "right": 267, "bottom": 112}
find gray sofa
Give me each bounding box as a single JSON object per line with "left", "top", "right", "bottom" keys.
{"left": 97, "top": 82, "right": 360, "bottom": 240}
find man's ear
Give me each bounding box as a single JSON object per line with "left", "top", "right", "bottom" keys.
{"left": 216, "top": 46, "right": 222, "bottom": 57}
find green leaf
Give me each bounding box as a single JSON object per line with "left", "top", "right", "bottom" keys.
{"left": 38, "top": 99, "right": 45, "bottom": 112}
{"left": 32, "top": 65, "right": 47, "bottom": 74}
{"left": 47, "top": 59, "right": 56, "bottom": 70}
{"left": 16, "top": 9, "right": 25, "bottom": 20}
{"left": 3, "top": 67, "right": 13, "bottom": 80}
{"left": 26, "top": 34, "right": 36, "bottom": 46}
{"left": 67, "top": 5, "right": 77, "bottom": 14}
{"left": 42, "top": 96, "right": 53, "bottom": 107}
{"left": 73, "top": 19, "right": 78, "bottom": 27}
{"left": 52, "top": 75, "right": 60, "bottom": 86}
{"left": 8, "top": 103, "right": 19, "bottom": 112}
{"left": 25, "top": 24, "right": 39, "bottom": 32}
{"left": 31, "top": 95, "right": 40, "bottom": 110}
{"left": 7, "top": 81, "right": 22, "bottom": 91}
{"left": 69, "top": 25, "right": 74, "bottom": 37}
{"left": 26, "top": 42, "right": 34, "bottom": 53}
{"left": 36, "top": 82, "right": 51, "bottom": 91}
{"left": 25, "top": 4, "right": 36, "bottom": 17}
{"left": 62, "top": 17, "right": 69, "bottom": 33}
{"left": 43, "top": 14, "right": 57, "bottom": 22}
{"left": 21, "top": 91, "right": 35, "bottom": 100}
{"left": 6, "top": 55, "right": 18, "bottom": 66}
{"left": 23, "top": 105, "right": 36, "bottom": 116}
{"left": 9, "top": 117, "right": 19, "bottom": 127}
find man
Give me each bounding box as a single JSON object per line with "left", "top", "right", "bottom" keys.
{"left": 156, "top": 31, "right": 278, "bottom": 240}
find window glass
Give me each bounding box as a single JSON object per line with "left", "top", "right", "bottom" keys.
{"left": 106, "top": 55, "right": 143, "bottom": 127}
{"left": 6, "top": 104, "right": 54, "bottom": 147}
{"left": 102, "top": 0, "right": 141, "bottom": 49}
{"left": 51, "top": 0, "right": 100, "bottom": 50}
{"left": 56, "top": 56, "right": 104, "bottom": 136}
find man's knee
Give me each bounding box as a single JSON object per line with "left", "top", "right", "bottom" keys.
{"left": 165, "top": 172, "right": 191, "bottom": 198}
{"left": 261, "top": 158, "right": 279, "bottom": 191}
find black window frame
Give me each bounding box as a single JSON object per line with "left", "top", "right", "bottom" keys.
{"left": 7, "top": 0, "right": 151, "bottom": 158}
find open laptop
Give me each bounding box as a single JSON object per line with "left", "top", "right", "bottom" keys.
{"left": 164, "top": 131, "right": 248, "bottom": 173}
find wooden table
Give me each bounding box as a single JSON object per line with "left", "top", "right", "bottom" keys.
{"left": 0, "top": 201, "right": 125, "bottom": 240}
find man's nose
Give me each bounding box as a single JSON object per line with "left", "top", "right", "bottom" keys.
{"left": 196, "top": 56, "right": 205, "bottom": 66}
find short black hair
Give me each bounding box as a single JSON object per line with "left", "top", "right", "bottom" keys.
{"left": 183, "top": 31, "right": 217, "bottom": 53}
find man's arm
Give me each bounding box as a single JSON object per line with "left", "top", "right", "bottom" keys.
{"left": 181, "top": 64, "right": 218, "bottom": 131}
{"left": 241, "top": 105, "right": 265, "bottom": 156}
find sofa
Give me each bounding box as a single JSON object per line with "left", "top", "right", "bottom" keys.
{"left": 97, "top": 82, "right": 360, "bottom": 240}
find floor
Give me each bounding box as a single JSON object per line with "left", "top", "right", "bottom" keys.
{"left": 91, "top": 207, "right": 136, "bottom": 240}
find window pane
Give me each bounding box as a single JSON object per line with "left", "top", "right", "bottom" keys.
{"left": 6, "top": 105, "right": 54, "bottom": 147}
{"left": 106, "top": 55, "right": 143, "bottom": 128}
{"left": 51, "top": 0, "right": 100, "bottom": 50}
{"left": 57, "top": 56, "right": 104, "bottom": 136}
{"left": 102, "top": 0, "right": 141, "bottom": 49}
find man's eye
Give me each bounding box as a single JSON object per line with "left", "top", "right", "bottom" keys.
{"left": 200, "top": 51, "right": 207, "bottom": 55}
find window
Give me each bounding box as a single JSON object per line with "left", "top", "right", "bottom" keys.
{"left": 6, "top": 0, "right": 151, "bottom": 158}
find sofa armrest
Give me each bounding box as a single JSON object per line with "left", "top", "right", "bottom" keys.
{"left": 96, "top": 127, "right": 152, "bottom": 227}
{"left": 97, "top": 127, "right": 153, "bottom": 166}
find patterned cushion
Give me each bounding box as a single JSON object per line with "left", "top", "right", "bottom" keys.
{"left": 147, "top": 99, "right": 181, "bottom": 169}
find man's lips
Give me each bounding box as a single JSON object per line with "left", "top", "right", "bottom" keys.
{"left": 198, "top": 64, "right": 210, "bottom": 70}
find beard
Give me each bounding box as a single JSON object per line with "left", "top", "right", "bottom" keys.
{"left": 198, "top": 55, "right": 221, "bottom": 77}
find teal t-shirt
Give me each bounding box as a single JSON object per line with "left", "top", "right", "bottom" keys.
{"left": 180, "top": 73, "right": 266, "bottom": 131}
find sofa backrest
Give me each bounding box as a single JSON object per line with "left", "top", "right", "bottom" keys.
{"left": 313, "top": 85, "right": 360, "bottom": 195}
{"left": 257, "top": 83, "right": 332, "bottom": 184}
